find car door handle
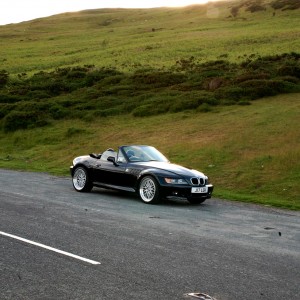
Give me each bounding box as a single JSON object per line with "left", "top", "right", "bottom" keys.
{"left": 96, "top": 164, "right": 101, "bottom": 168}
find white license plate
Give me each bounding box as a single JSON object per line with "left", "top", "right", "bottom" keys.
{"left": 191, "top": 187, "right": 208, "bottom": 193}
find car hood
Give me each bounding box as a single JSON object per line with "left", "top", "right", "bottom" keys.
{"left": 136, "top": 161, "right": 206, "bottom": 178}
{"left": 73, "top": 155, "right": 90, "bottom": 166}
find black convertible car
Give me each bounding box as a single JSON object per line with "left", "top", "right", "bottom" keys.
{"left": 70, "top": 145, "right": 213, "bottom": 204}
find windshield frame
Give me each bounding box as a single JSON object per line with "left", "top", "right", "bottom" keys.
{"left": 120, "top": 145, "right": 169, "bottom": 163}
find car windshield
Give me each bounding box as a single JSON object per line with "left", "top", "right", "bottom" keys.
{"left": 122, "top": 146, "right": 169, "bottom": 163}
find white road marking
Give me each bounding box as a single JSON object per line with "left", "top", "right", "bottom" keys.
{"left": 0, "top": 231, "right": 101, "bottom": 265}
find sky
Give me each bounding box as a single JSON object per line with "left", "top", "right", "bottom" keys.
{"left": 0, "top": 0, "right": 216, "bottom": 26}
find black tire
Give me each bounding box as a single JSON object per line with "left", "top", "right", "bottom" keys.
{"left": 187, "top": 197, "right": 206, "bottom": 205}
{"left": 138, "top": 176, "right": 160, "bottom": 204}
{"left": 72, "top": 166, "right": 93, "bottom": 192}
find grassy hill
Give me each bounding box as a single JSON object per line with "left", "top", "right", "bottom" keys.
{"left": 1, "top": 0, "right": 299, "bottom": 74}
{"left": 0, "top": 0, "right": 299, "bottom": 209}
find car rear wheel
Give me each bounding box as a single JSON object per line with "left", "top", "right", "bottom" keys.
{"left": 187, "top": 197, "right": 206, "bottom": 205}
{"left": 72, "top": 167, "right": 93, "bottom": 192}
{"left": 139, "top": 176, "right": 160, "bottom": 204}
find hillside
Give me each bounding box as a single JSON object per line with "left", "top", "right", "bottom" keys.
{"left": 0, "top": 0, "right": 299, "bottom": 209}
{"left": 0, "top": 0, "right": 299, "bottom": 74}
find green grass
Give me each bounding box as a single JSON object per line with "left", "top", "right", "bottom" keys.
{"left": 0, "top": 0, "right": 299, "bottom": 74}
{"left": 0, "top": 0, "right": 299, "bottom": 210}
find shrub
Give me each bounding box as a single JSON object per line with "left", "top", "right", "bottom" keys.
{"left": 277, "top": 76, "right": 299, "bottom": 84}
{"left": 92, "top": 107, "right": 124, "bottom": 117}
{"left": 170, "top": 98, "right": 203, "bottom": 113}
{"left": 99, "top": 75, "right": 123, "bottom": 86}
{"left": 1, "top": 53, "right": 299, "bottom": 127}
{"left": 44, "top": 81, "right": 69, "bottom": 95}
{"left": 277, "top": 65, "right": 300, "bottom": 77}
{"left": 271, "top": 0, "right": 300, "bottom": 10}
{"left": 0, "top": 93, "right": 22, "bottom": 104}
{"left": 26, "top": 90, "right": 51, "bottom": 100}
{"left": 238, "top": 79, "right": 286, "bottom": 99}
{"left": 205, "top": 96, "right": 219, "bottom": 106}
{"left": 66, "top": 70, "right": 86, "bottom": 79}
{"left": 131, "top": 71, "right": 185, "bottom": 88}
{"left": 17, "top": 101, "right": 51, "bottom": 113}
{"left": 132, "top": 104, "right": 169, "bottom": 117}
{"left": 49, "top": 104, "right": 68, "bottom": 119}
{"left": 237, "top": 100, "right": 251, "bottom": 106}
{"left": 235, "top": 72, "right": 270, "bottom": 83}
{"left": 0, "top": 70, "right": 9, "bottom": 87}
{"left": 246, "top": 4, "right": 266, "bottom": 13}
{"left": 169, "top": 92, "right": 217, "bottom": 112}
{"left": 132, "top": 104, "right": 153, "bottom": 117}
{"left": 85, "top": 67, "right": 121, "bottom": 86}
{"left": 0, "top": 103, "right": 15, "bottom": 119}
{"left": 197, "top": 103, "right": 213, "bottom": 112}
{"left": 3, "top": 111, "right": 48, "bottom": 132}
{"left": 216, "top": 86, "right": 246, "bottom": 101}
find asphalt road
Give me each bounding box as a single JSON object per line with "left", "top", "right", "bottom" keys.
{"left": 0, "top": 169, "right": 299, "bottom": 300}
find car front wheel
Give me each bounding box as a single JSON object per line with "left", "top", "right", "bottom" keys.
{"left": 138, "top": 176, "right": 160, "bottom": 204}
{"left": 72, "top": 167, "right": 93, "bottom": 192}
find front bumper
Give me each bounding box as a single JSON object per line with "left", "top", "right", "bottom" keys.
{"left": 160, "top": 184, "right": 214, "bottom": 200}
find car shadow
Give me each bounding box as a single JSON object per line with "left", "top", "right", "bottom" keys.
{"left": 91, "top": 187, "right": 207, "bottom": 208}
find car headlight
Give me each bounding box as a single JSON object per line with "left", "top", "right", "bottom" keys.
{"left": 164, "top": 178, "right": 187, "bottom": 185}
{"left": 205, "top": 176, "right": 209, "bottom": 184}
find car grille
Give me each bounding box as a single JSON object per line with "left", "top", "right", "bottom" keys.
{"left": 190, "top": 177, "right": 205, "bottom": 186}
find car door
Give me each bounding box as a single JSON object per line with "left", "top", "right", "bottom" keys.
{"left": 98, "top": 161, "right": 125, "bottom": 186}
{"left": 92, "top": 150, "right": 118, "bottom": 185}
{"left": 93, "top": 148, "right": 136, "bottom": 190}
{"left": 114, "top": 149, "right": 138, "bottom": 189}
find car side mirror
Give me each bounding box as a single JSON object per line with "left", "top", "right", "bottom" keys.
{"left": 107, "top": 156, "right": 118, "bottom": 166}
